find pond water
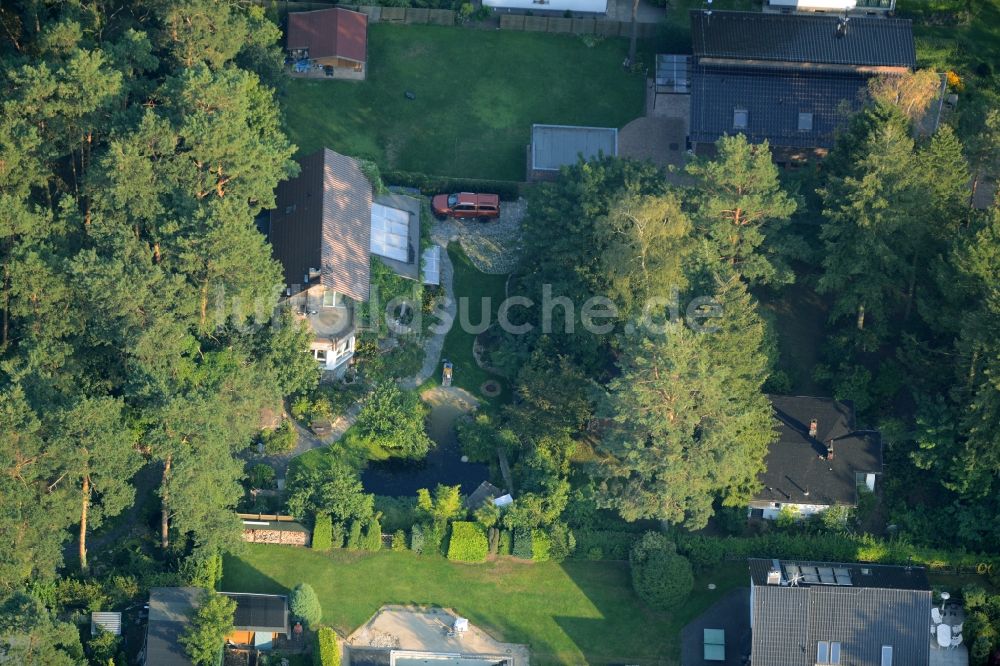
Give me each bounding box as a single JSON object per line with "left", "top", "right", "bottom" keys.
{"left": 361, "top": 387, "right": 489, "bottom": 497}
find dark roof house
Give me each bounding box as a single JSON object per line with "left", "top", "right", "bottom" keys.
{"left": 689, "top": 10, "right": 916, "bottom": 152}
{"left": 220, "top": 593, "right": 289, "bottom": 636}
{"left": 269, "top": 148, "right": 373, "bottom": 302}
{"left": 287, "top": 8, "right": 368, "bottom": 65}
{"left": 144, "top": 587, "right": 203, "bottom": 666}
{"left": 752, "top": 395, "right": 882, "bottom": 510}
{"left": 749, "top": 558, "right": 932, "bottom": 666}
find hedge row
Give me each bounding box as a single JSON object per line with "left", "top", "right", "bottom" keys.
{"left": 314, "top": 626, "right": 340, "bottom": 666}
{"left": 675, "top": 533, "right": 999, "bottom": 573}
{"left": 572, "top": 529, "right": 642, "bottom": 561}
{"left": 382, "top": 169, "right": 522, "bottom": 201}
{"left": 447, "top": 522, "right": 489, "bottom": 562}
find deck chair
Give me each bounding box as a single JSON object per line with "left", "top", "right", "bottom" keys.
{"left": 932, "top": 607, "right": 943, "bottom": 624}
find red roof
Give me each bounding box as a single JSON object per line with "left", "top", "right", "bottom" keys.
{"left": 287, "top": 8, "right": 368, "bottom": 64}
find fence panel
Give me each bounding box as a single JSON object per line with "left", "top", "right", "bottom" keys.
{"left": 523, "top": 15, "right": 549, "bottom": 31}
{"left": 500, "top": 14, "right": 526, "bottom": 29}
{"left": 571, "top": 18, "right": 596, "bottom": 34}
{"left": 405, "top": 7, "right": 430, "bottom": 23}
{"left": 427, "top": 9, "right": 456, "bottom": 24}
{"left": 547, "top": 17, "right": 573, "bottom": 33}
{"left": 380, "top": 6, "right": 407, "bottom": 22}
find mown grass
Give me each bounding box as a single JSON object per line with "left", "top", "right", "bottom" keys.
{"left": 281, "top": 24, "right": 646, "bottom": 181}
{"left": 223, "top": 545, "right": 748, "bottom": 665}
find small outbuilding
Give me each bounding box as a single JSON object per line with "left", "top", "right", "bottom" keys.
{"left": 287, "top": 8, "right": 368, "bottom": 80}
{"left": 91, "top": 612, "right": 122, "bottom": 637}
{"left": 528, "top": 124, "right": 618, "bottom": 181}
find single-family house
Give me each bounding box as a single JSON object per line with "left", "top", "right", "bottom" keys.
{"left": 749, "top": 558, "right": 933, "bottom": 665}
{"left": 220, "top": 593, "right": 290, "bottom": 651}
{"left": 268, "top": 148, "right": 422, "bottom": 374}
{"left": 143, "top": 587, "right": 203, "bottom": 666}
{"left": 286, "top": 8, "right": 368, "bottom": 80}
{"left": 749, "top": 395, "right": 882, "bottom": 520}
{"left": 528, "top": 124, "right": 618, "bottom": 181}
{"left": 763, "top": 0, "right": 896, "bottom": 14}
{"left": 688, "top": 10, "right": 916, "bottom": 160}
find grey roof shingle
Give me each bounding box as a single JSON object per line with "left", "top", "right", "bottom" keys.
{"left": 270, "top": 149, "right": 372, "bottom": 302}
{"left": 691, "top": 10, "right": 916, "bottom": 68}
{"left": 753, "top": 396, "right": 882, "bottom": 507}
{"left": 749, "top": 559, "right": 931, "bottom": 666}
{"left": 689, "top": 64, "right": 869, "bottom": 148}
{"left": 220, "top": 593, "right": 289, "bottom": 634}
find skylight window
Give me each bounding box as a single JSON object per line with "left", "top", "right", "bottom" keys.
{"left": 817, "top": 641, "right": 842, "bottom": 664}
{"left": 798, "top": 112, "right": 814, "bottom": 132}
{"left": 881, "top": 646, "right": 893, "bottom": 666}
{"left": 733, "top": 109, "right": 748, "bottom": 130}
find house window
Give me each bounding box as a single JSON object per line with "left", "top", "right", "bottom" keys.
{"left": 322, "top": 290, "right": 337, "bottom": 308}
{"left": 314, "top": 349, "right": 327, "bottom": 363}
{"left": 817, "top": 641, "right": 842, "bottom": 664}
{"left": 881, "top": 646, "right": 893, "bottom": 666}
{"left": 798, "top": 112, "right": 814, "bottom": 132}
{"left": 733, "top": 109, "right": 748, "bottom": 130}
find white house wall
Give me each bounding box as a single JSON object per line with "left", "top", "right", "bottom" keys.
{"left": 767, "top": 0, "right": 858, "bottom": 8}
{"left": 485, "top": 0, "right": 608, "bottom": 14}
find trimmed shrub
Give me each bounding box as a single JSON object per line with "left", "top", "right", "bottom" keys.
{"left": 512, "top": 528, "right": 533, "bottom": 560}
{"left": 312, "top": 514, "right": 333, "bottom": 552}
{"left": 263, "top": 420, "right": 297, "bottom": 454}
{"left": 314, "top": 626, "right": 340, "bottom": 666}
{"left": 330, "top": 521, "right": 346, "bottom": 549}
{"left": 362, "top": 518, "right": 382, "bottom": 552}
{"left": 630, "top": 532, "right": 693, "bottom": 610}
{"left": 392, "top": 530, "right": 408, "bottom": 551}
{"left": 531, "top": 530, "right": 551, "bottom": 562}
{"left": 498, "top": 529, "right": 513, "bottom": 556}
{"left": 410, "top": 523, "right": 426, "bottom": 554}
{"left": 382, "top": 169, "right": 521, "bottom": 201}
{"left": 487, "top": 527, "right": 500, "bottom": 555}
{"left": 447, "top": 522, "right": 489, "bottom": 563}
{"left": 290, "top": 583, "right": 322, "bottom": 628}
{"left": 572, "top": 530, "right": 640, "bottom": 561}
{"left": 346, "top": 520, "right": 363, "bottom": 550}
{"left": 546, "top": 523, "right": 576, "bottom": 563}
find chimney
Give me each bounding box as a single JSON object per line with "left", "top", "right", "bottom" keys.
{"left": 809, "top": 419, "right": 818, "bottom": 438}
{"left": 826, "top": 440, "right": 835, "bottom": 461}
{"left": 767, "top": 559, "right": 782, "bottom": 585}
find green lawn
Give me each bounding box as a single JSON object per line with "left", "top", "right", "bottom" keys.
{"left": 223, "top": 545, "right": 747, "bottom": 665}
{"left": 281, "top": 25, "right": 647, "bottom": 181}
{"left": 433, "top": 243, "right": 510, "bottom": 403}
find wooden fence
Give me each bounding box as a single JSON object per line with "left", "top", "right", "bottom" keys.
{"left": 499, "top": 12, "right": 660, "bottom": 38}
{"left": 254, "top": 0, "right": 456, "bottom": 25}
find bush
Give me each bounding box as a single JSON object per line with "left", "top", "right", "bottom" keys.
{"left": 531, "top": 530, "right": 551, "bottom": 562}
{"left": 346, "top": 520, "right": 364, "bottom": 550}
{"left": 630, "top": 532, "right": 694, "bottom": 610}
{"left": 362, "top": 518, "right": 382, "bottom": 552}
{"left": 248, "top": 463, "right": 276, "bottom": 489}
{"left": 330, "top": 521, "right": 346, "bottom": 549}
{"left": 392, "top": 530, "right": 408, "bottom": 551}
{"left": 512, "top": 528, "right": 533, "bottom": 560}
{"left": 447, "top": 522, "right": 489, "bottom": 563}
{"left": 312, "top": 514, "right": 333, "bottom": 551}
{"left": 375, "top": 496, "right": 418, "bottom": 532}
{"left": 262, "top": 420, "right": 297, "bottom": 455}
{"left": 498, "top": 529, "right": 512, "bottom": 556}
{"left": 572, "top": 530, "right": 640, "bottom": 561}
{"left": 55, "top": 578, "right": 109, "bottom": 612}
{"left": 314, "top": 626, "right": 340, "bottom": 666}
{"left": 181, "top": 550, "right": 224, "bottom": 590}
{"left": 410, "top": 523, "right": 426, "bottom": 554}
{"left": 546, "top": 523, "right": 576, "bottom": 563}
{"left": 290, "top": 583, "right": 322, "bottom": 628}
{"left": 382, "top": 169, "right": 521, "bottom": 201}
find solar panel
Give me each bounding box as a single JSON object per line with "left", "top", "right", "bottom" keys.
{"left": 371, "top": 203, "right": 410, "bottom": 263}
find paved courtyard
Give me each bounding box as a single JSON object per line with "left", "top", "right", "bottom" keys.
{"left": 346, "top": 605, "right": 530, "bottom": 666}
{"left": 680, "top": 588, "right": 751, "bottom": 666}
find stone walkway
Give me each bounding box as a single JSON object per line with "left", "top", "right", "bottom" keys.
{"left": 266, "top": 405, "right": 362, "bottom": 485}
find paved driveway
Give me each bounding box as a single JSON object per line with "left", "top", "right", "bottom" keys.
{"left": 681, "top": 588, "right": 752, "bottom": 666}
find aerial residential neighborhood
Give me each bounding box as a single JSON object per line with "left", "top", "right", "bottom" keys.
{"left": 1, "top": 1, "right": 998, "bottom": 666}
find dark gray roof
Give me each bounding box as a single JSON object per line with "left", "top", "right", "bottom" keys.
{"left": 753, "top": 396, "right": 882, "bottom": 507}
{"left": 531, "top": 124, "right": 618, "bottom": 171}
{"left": 689, "top": 64, "right": 868, "bottom": 149}
{"left": 690, "top": 10, "right": 916, "bottom": 68}
{"left": 144, "top": 587, "right": 202, "bottom": 666}
{"left": 220, "top": 593, "right": 289, "bottom": 634}
{"left": 270, "top": 148, "right": 372, "bottom": 302}
{"left": 749, "top": 559, "right": 931, "bottom": 666}
{"left": 464, "top": 481, "right": 503, "bottom": 511}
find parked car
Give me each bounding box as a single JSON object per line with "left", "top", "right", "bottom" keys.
{"left": 431, "top": 192, "right": 500, "bottom": 221}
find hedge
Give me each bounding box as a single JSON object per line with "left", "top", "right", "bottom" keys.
{"left": 382, "top": 169, "right": 521, "bottom": 201}
{"left": 675, "top": 533, "right": 999, "bottom": 573}
{"left": 531, "top": 530, "right": 551, "bottom": 562}
{"left": 312, "top": 514, "right": 332, "bottom": 552}
{"left": 362, "top": 518, "right": 382, "bottom": 552}
{"left": 498, "top": 529, "right": 513, "bottom": 556}
{"left": 330, "top": 522, "right": 345, "bottom": 549}
{"left": 346, "top": 520, "right": 363, "bottom": 550}
{"left": 447, "top": 522, "right": 489, "bottom": 563}
{"left": 392, "top": 530, "right": 408, "bottom": 551}
{"left": 512, "top": 528, "right": 533, "bottom": 560}
{"left": 572, "top": 529, "right": 642, "bottom": 561}
{"left": 314, "top": 626, "right": 340, "bottom": 666}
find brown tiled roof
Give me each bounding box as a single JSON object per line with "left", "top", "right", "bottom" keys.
{"left": 287, "top": 8, "right": 368, "bottom": 64}
{"left": 269, "top": 149, "right": 372, "bottom": 302}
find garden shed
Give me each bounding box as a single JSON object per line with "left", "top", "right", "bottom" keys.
{"left": 529, "top": 124, "right": 618, "bottom": 180}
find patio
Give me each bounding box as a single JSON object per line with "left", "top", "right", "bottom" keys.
{"left": 929, "top": 601, "right": 969, "bottom": 666}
